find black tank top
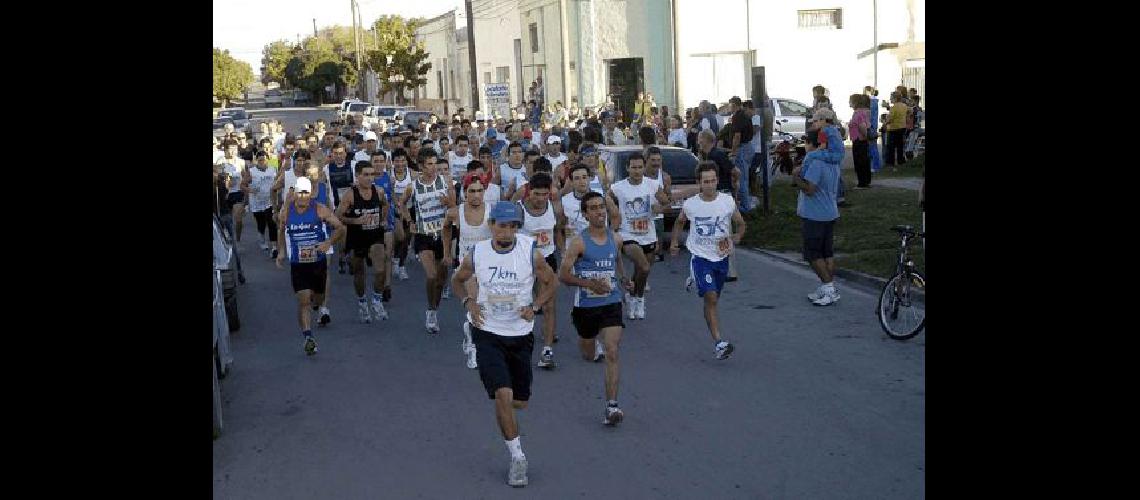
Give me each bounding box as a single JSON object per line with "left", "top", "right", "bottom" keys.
{"left": 347, "top": 185, "right": 383, "bottom": 240}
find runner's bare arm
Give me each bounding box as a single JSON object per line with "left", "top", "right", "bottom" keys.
{"left": 441, "top": 207, "right": 457, "bottom": 263}
{"left": 399, "top": 187, "right": 414, "bottom": 222}
{"left": 532, "top": 248, "right": 558, "bottom": 308}
{"left": 605, "top": 194, "right": 620, "bottom": 226}
{"left": 670, "top": 208, "right": 688, "bottom": 253}
{"left": 731, "top": 209, "right": 746, "bottom": 244}
{"left": 334, "top": 188, "right": 355, "bottom": 224}
{"left": 554, "top": 205, "right": 566, "bottom": 256}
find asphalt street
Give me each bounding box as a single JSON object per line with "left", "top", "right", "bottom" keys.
{"left": 213, "top": 108, "right": 925, "bottom": 499}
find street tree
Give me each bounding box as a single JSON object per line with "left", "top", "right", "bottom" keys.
{"left": 260, "top": 40, "right": 294, "bottom": 87}
{"left": 366, "top": 15, "right": 431, "bottom": 105}
{"left": 214, "top": 48, "right": 254, "bottom": 108}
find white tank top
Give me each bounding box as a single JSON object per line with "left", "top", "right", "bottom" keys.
{"left": 392, "top": 168, "right": 414, "bottom": 197}
{"left": 520, "top": 200, "right": 556, "bottom": 257}
{"left": 281, "top": 168, "right": 300, "bottom": 204}
{"left": 458, "top": 203, "right": 492, "bottom": 262}
{"left": 469, "top": 235, "right": 536, "bottom": 337}
{"left": 646, "top": 169, "right": 666, "bottom": 221}
{"left": 611, "top": 178, "right": 659, "bottom": 245}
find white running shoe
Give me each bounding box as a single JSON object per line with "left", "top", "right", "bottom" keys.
{"left": 593, "top": 339, "right": 605, "bottom": 362}
{"left": 807, "top": 285, "right": 825, "bottom": 302}
{"left": 318, "top": 306, "right": 332, "bottom": 326}
{"left": 628, "top": 297, "right": 637, "bottom": 320}
{"left": 715, "top": 340, "right": 734, "bottom": 360}
{"left": 370, "top": 298, "right": 388, "bottom": 320}
{"left": 398, "top": 266, "right": 409, "bottom": 281}
{"left": 636, "top": 297, "right": 646, "bottom": 320}
{"left": 358, "top": 300, "right": 371, "bottom": 323}
{"left": 507, "top": 456, "right": 528, "bottom": 487}
{"left": 684, "top": 276, "right": 695, "bottom": 293}
{"left": 462, "top": 322, "right": 475, "bottom": 354}
{"left": 426, "top": 310, "right": 439, "bottom": 333}
{"left": 466, "top": 346, "right": 478, "bottom": 369}
{"left": 811, "top": 288, "right": 840, "bottom": 306}
{"left": 604, "top": 405, "right": 624, "bottom": 426}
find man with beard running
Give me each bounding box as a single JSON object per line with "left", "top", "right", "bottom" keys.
{"left": 450, "top": 201, "right": 558, "bottom": 488}
{"left": 276, "top": 177, "right": 347, "bottom": 355}
{"left": 443, "top": 173, "right": 493, "bottom": 369}
{"left": 336, "top": 160, "right": 391, "bottom": 323}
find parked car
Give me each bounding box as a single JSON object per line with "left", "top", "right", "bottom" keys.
{"left": 212, "top": 215, "right": 235, "bottom": 438}
{"left": 264, "top": 89, "right": 284, "bottom": 108}
{"left": 336, "top": 100, "right": 370, "bottom": 121}
{"left": 364, "top": 105, "right": 402, "bottom": 128}
{"left": 213, "top": 214, "right": 240, "bottom": 332}
{"left": 213, "top": 117, "right": 235, "bottom": 139}
{"left": 597, "top": 145, "right": 700, "bottom": 230}
{"left": 216, "top": 108, "right": 250, "bottom": 133}
{"left": 770, "top": 97, "right": 811, "bottom": 138}
{"left": 400, "top": 110, "right": 433, "bottom": 131}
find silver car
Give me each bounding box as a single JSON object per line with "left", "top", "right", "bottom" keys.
{"left": 771, "top": 98, "right": 811, "bottom": 137}
{"left": 217, "top": 108, "right": 250, "bottom": 133}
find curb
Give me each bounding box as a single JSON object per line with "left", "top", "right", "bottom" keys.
{"left": 745, "top": 247, "right": 888, "bottom": 292}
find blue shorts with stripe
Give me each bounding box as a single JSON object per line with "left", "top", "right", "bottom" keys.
{"left": 690, "top": 255, "right": 729, "bottom": 297}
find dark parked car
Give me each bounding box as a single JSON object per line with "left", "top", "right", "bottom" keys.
{"left": 598, "top": 145, "right": 700, "bottom": 230}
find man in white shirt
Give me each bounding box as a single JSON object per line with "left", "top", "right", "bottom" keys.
{"left": 448, "top": 135, "right": 474, "bottom": 182}
{"left": 600, "top": 112, "right": 628, "bottom": 146}
{"left": 544, "top": 135, "right": 567, "bottom": 171}
{"left": 669, "top": 163, "right": 746, "bottom": 361}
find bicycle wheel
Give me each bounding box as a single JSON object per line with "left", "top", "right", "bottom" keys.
{"left": 878, "top": 269, "right": 926, "bottom": 340}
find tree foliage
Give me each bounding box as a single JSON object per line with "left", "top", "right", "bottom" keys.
{"left": 214, "top": 48, "right": 254, "bottom": 107}
{"left": 260, "top": 41, "right": 294, "bottom": 86}
{"left": 365, "top": 16, "right": 431, "bottom": 103}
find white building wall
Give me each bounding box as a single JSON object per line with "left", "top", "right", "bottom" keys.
{"left": 677, "top": 0, "right": 924, "bottom": 121}
{"left": 471, "top": 0, "right": 523, "bottom": 113}
{"left": 415, "top": 10, "right": 459, "bottom": 112}
{"left": 519, "top": 0, "right": 565, "bottom": 109}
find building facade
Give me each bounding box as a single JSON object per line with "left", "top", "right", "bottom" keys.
{"left": 415, "top": 10, "right": 460, "bottom": 115}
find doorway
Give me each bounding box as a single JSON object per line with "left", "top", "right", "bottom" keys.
{"left": 606, "top": 58, "right": 644, "bottom": 123}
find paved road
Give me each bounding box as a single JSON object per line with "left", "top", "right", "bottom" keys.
{"left": 213, "top": 109, "right": 925, "bottom": 499}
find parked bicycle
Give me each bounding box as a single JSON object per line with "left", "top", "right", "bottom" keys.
{"left": 878, "top": 225, "right": 925, "bottom": 340}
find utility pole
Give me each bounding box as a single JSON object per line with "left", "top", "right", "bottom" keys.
{"left": 873, "top": 0, "right": 878, "bottom": 90}
{"left": 313, "top": 18, "right": 318, "bottom": 37}
{"left": 350, "top": 0, "right": 364, "bottom": 99}
{"left": 465, "top": 0, "right": 479, "bottom": 115}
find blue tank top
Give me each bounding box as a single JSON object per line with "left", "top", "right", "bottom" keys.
{"left": 572, "top": 229, "right": 622, "bottom": 307}
{"left": 285, "top": 202, "right": 328, "bottom": 264}
{"left": 373, "top": 171, "right": 396, "bottom": 230}
{"left": 315, "top": 182, "right": 330, "bottom": 207}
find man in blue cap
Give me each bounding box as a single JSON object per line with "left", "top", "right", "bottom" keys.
{"left": 451, "top": 201, "right": 559, "bottom": 488}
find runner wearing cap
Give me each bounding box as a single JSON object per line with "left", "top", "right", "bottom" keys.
{"left": 669, "top": 163, "right": 746, "bottom": 360}
{"left": 518, "top": 173, "right": 565, "bottom": 368}
{"left": 443, "top": 173, "right": 493, "bottom": 369}
{"left": 336, "top": 160, "right": 390, "bottom": 323}
{"left": 276, "top": 176, "right": 347, "bottom": 355}
{"left": 544, "top": 135, "right": 567, "bottom": 171}
{"left": 558, "top": 191, "right": 631, "bottom": 425}
{"left": 450, "top": 201, "right": 558, "bottom": 488}
{"left": 399, "top": 147, "right": 454, "bottom": 334}
{"left": 353, "top": 130, "right": 381, "bottom": 164}
{"left": 609, "top": 152, "right": 671, "bottom": 320}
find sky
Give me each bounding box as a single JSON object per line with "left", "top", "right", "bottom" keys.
{"left": 213, "top": 0, "right": 466, "bottom": 76}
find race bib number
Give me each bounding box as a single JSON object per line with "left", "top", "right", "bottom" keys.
{"left": 583, "top": 272, "right": 615, "bottom": 298}
{"left": 717, "top": 237, "right": 733, "bottom": 258}
{"left": 630, "top": 217, "right": 650, "bottom": 235}
{"left": 487, "top": 294, "right": 518, "bottom": 319}
{"left": 361, "top": 212, "right": 380, "bottom": 230}
{"left": 534, "top": 229, "right": 552, "bottom": 247}
{"left": 298, "top": 244, "right": 319, "bottom": 263}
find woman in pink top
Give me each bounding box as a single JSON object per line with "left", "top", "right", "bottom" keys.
{"left": 848, "top": 94, "right": 873, "bottom": 188}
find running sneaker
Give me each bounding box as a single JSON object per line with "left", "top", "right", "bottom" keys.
{"left": 508, "top": 456, "right": 528, "bottom": 487}
{"left": 684, "top": 276, "right": 695, "bottom": 293}
{"left": 370, "top": 297, "right": 388, "bottom": 320}
{"left": 398, "top": 266, "right": 409, "bottom": 280}
{"left": 628, "top": 298, "right": 637, "bottom": 320}
{"left": 537, "top": 347, "right": 555, "bottom": 369}
{"left": 426, "top": 310, "right": 439, "bottom": 334}
{"left": 715, "top": 340, "right": 734, "bottom": 360}
{"left": 811, "top": 288, "right": 840, "bottom": 306}
{"left": 593, "top": 339, "right": 605, "bottom": 362}
{"left": 636, "top": 297, "right": 646, "bottom": 320}
{"left": 358, "top": 300, "right": 371, "bottom": 323}
{"left": 303, "top": 336, "right": 318, "bottom": 356}
{"left": 466, "top": 345, "right": 478, "bottom": 369}
{"left": 807, "top": 285, "right": 825, "bottom": 302}
{"left": 318, "top": 306, "right": 332, "bottom": 326}
{"left": 604, "top": 405, "right": 624, "bottom": 426}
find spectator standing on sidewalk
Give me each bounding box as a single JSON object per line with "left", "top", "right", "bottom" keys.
{"left": 848, "top": 94, "right": 873, "bottom": 188}
{"left": 864, "top": 86, "right": 883, "bottom": 173}
{"left": 727, "top": 96, "right": 754, "bottom": 211}
{"left": 885, "top": 93, "right": 910, "bottom": 166}
{"left": 792, "top": 132, "right": 841, "bottom": 307}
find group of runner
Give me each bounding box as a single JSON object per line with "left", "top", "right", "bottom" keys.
{"left": 215, "top": 116, "right": 747, "bottom": 487}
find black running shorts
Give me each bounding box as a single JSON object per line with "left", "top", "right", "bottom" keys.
{"left": 290, "top": 260, "right": 328, "bottom": 294}
{"left": 413, "top": 232, "right": 444, "bottom": 257}
{"left": 622, "top": 240, "right": 657, "bottom": 257}
{"left": 543, "top": 254, "right": 558, "bottom": 274}
{"left": 472, "top": 326, "right": 534, "bottom": 401}
{"left": 347, "top": 230, "right": 385, "bottom": 258}
{"left": 571, "top": 302, "right": 625, "bottom": 340}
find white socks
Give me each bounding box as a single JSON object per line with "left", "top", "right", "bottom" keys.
{"left": 505, "top": 436, "right": 525, "bottom": 460}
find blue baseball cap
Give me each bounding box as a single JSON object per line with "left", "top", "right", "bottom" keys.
{"left": 489, "top": 201, "right": 523, "bottom": 225}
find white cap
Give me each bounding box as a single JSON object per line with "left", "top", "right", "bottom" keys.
{"left": 294, "top": 177, "right": 313, "bottom": 193}
{"left": 546, "top": 135, "right": 562, "bottom": 144}
{"left": 364, "top": 131, "right": 378, "bottom": 141}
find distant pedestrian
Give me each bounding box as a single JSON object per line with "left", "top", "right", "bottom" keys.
{"left": 848, "top": 94, "right": 873, "bottom": 188}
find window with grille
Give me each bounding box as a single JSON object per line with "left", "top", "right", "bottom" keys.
{"left": 798, "top": 9, "right": 842, "bottom": 29}
{"left": 496, "top": 66, "right": 510, "bottom": 83}
{"left": 529, "top": 23, "right": 539, "bottom": 52}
